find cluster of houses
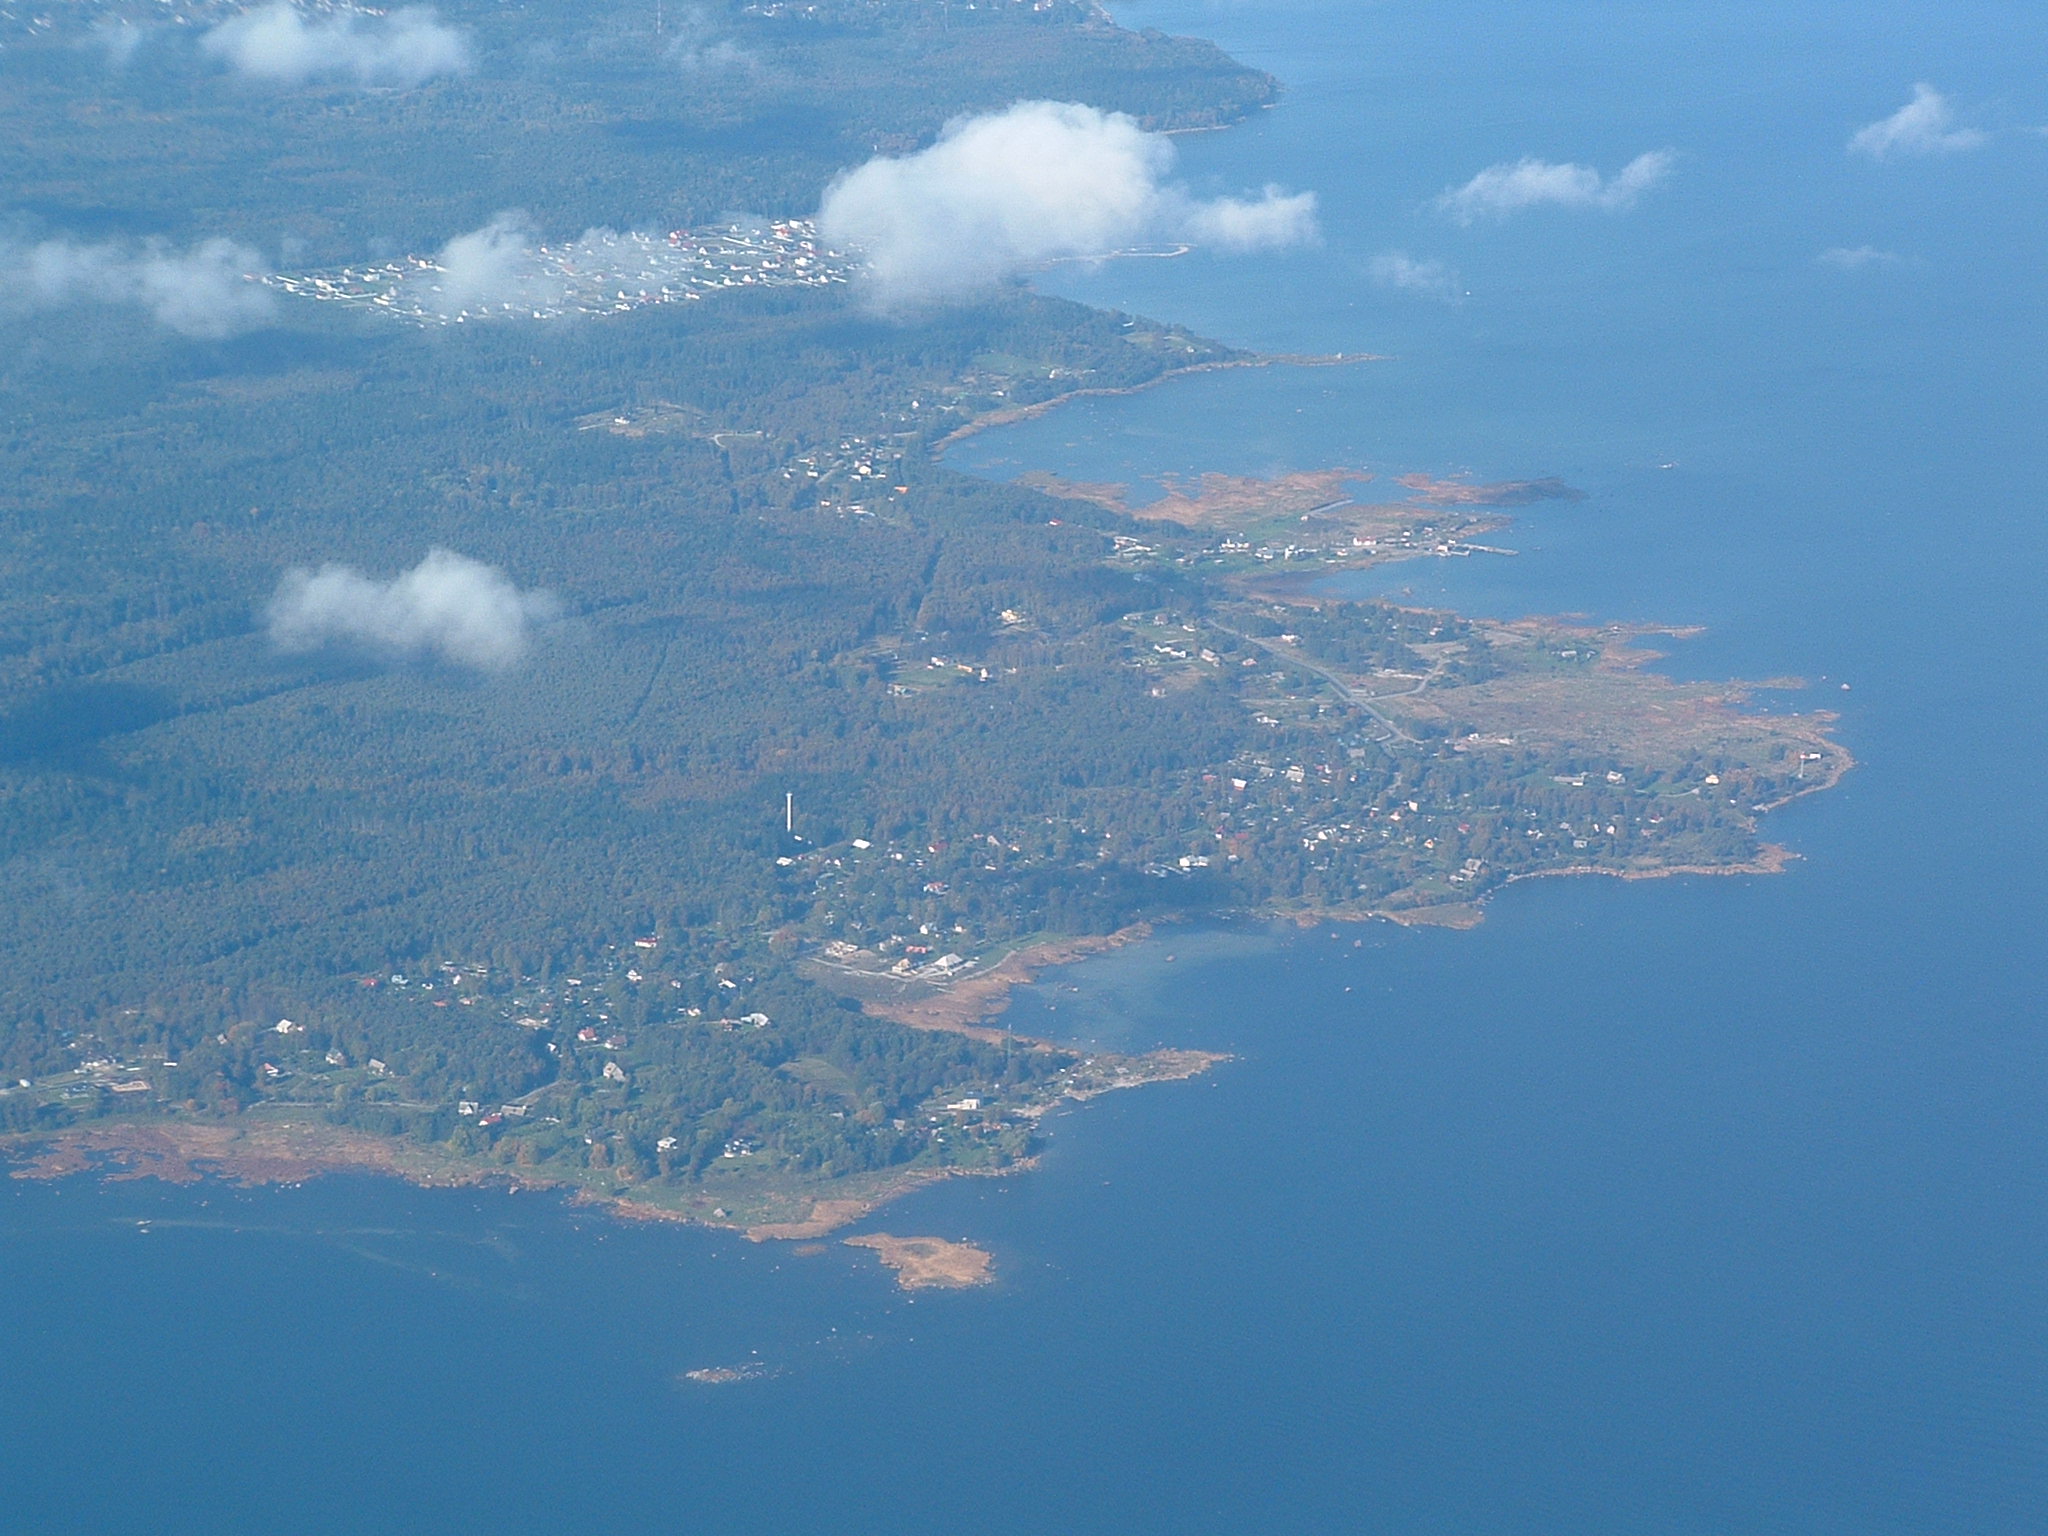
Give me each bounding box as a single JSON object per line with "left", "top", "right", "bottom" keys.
{"left": 265, "top": 220, "right": 852, "bottom": 327}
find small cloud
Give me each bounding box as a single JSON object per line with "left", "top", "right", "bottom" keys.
{"left": 202, "top": 2, "right": 471, "bottom": 87}
{"left": 1436, "top": 150, "right": 1674, "bottom": 224}
{"left": 1368, "top": 251, "right": 1461, "bottom": 302}
{"left": 85, "top": 18, "right": 149, "bottom": 68}
{"left": 403, "top": 210, "right": 566, "bottom": 319}
{"left": 664, "top": 6, "right": 751, "bottom": 72}
{"left": 817, "top": 100, "right": 1317, "bottom": 311}
{"left": 1175, "top": 186, "right": 1321, "bottom": 252}
{"left": 0, "top": 236, "right": 274, "bottom": 338}
{"left": 1817, "top": 245, "right": 1905, "bottom": 270}
{"left": 266, "top": 549, "right": 557, "bottom": 671}
{"left": 672, "top": 36, "right": 749, "bottom": 72}
{"left": 1849, "top": 84, "right": 1985, "bottom": 159}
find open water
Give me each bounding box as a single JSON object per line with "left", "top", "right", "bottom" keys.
{"left": 5, "top": 3, "right": 2046, "bottom": 1531}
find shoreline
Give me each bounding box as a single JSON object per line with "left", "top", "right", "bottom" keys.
{"left": 844, "top": 1232, "right": 995, "bottom": 1290}
{"left": 930, "top": 353, "right": 1376, "bottom": 453}
{"left": 0, "top": 0, "right": 1871, "bottom": 1327}
{"left": 0, "top": 720, "right": 1849, "bottom": 1239}
{"left": 1257, "top": 844, "right": 1814, "bottom": 935}
{"left": 0, "top": 815, "right": 1828, "bottom": 1234}
{"left": 849, "top": 923, "right": 1155, "bottom": 1039}
{"left": 0, "top": 1117, "right": 994, "bottom": 1240}
{"left": 1493, "top": 841, "right": 1800, "bottom": 891}
{"left": 1, "top": 1027, "right": 1224, "bottom": 1245}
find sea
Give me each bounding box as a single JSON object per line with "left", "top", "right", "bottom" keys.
{"left": 5, "top": 2, "right": 2045, "bottom": 1531}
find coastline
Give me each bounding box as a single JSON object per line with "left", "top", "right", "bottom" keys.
{"left": 1, "top": 802, "right": 1831, "bottom": 1235}
{"left": 735, "top": 1165, "right": 1021, "bottom": 1241}
{"left": 930, "top": 353, "right": 1376, "bottom": 453}
{"left": 850, "top": 923, "right": 1155, "bottom": 1039}
{"left": 3, "top": 1118, "right": 546, "bottom": 1196}
{"left": 1, "top": 1011, "right": 1224, "bottom": 1244}
{"left": 1754, "top": 738, "right": 1858, "bottom": 811}
{"left": 844, "top": 1232, "right": 995, "bottom": 1290}
{"left": 1268, "top": 844, "right": 1810, "bottom": 935}
{"left": 0, "top": 686, "right": 1849, "bottom": 1239}
{"left": 1493, "top": 841, "right": 1800, "bottom": 891}
{"left": 2, "top": 727, "right": 1849, "bottom": 1226}
{"left": 1358, "top": 746, "right": 1855, "bottom": 927}
{"left": 0, "top": 1116, "right": 985, "bottom": 1239}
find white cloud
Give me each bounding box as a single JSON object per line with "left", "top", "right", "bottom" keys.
{"left": 404, "top": 210, "right": 566, "bottom": 319}
{"left": 1849, "top": 84, "right": 1986, "bottom": 160}
{"left": 1436, "top": 150, "right": 1674, "bottom": 224}
{"left": 1175, "top": 186, "right": 1320, "bottom": 251}
{"left": 267, "top": 549, "right": 557, "bottom": 671}
{"left": 816, "top": 100, "right": 1318, "bottom": 310}
{"left": 202, "top": 2, "right": 471, "bottom": 87}
{"left": 1368, "top": 251, "right": 1461, "bottom": 302}
{"left": 86, "top": 18, "right": 149, "bottom": 68}
{"left": 1, "top": 236, "right": 274, "bottom": 337}
{"left": 1817, "top": 245, "right": 1905, "bottom": 270}
{"left": 672, "top": 36, "right": 749, "bottom": 72}
{"left": 664, "top": 6, "right": 751, "bottom": 72}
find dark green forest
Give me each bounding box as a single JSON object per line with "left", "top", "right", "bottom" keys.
{"left": 1, "top": 0, "right": 1275, "bottom": 261}
{"left": 0, "top": 0, "right": 1829, "bottom": 1209}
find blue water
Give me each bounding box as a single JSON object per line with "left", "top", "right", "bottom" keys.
{"left": 6, "top": 3, "right": 2048, "bottom": 1531}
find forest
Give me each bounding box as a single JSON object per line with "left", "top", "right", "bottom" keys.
{"left": 0, "top": 0, "right": 1843, "bottom": 1212}
{"left": 0, "top": 0, "right": 1275, "bottom": 261}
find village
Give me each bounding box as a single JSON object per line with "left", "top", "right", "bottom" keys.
{"left": 0, "top": 572, "right": 1838, "bottom": 1157}
{"left": 264, "top": 219, "right": 852, "bottom": 326}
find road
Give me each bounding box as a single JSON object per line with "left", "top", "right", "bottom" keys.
{"left": 1209, "top": 624, "right": 1437, "bottom": 745}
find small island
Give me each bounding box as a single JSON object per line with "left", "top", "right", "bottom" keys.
{"left": 845, "top": 1233, "right": 996, "bottom": 1290}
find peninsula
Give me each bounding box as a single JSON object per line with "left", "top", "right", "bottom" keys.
{"left": 0, "top": 0, "right": 1848, "bottom": 1240}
